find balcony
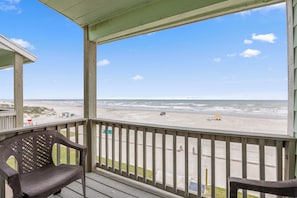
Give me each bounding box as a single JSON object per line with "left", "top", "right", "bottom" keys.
{"left": 0, "top": 1, "right": 296, "bottom": 197}
{"left": 0, "top": 118, "right": 295, "bottom": 198}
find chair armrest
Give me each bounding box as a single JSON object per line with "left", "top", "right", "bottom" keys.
{"left": 0, "top": 160, "right": 22, "bottom": 197}
{"left": 55, "top": 133, "right": 87, "bottom": 166}
{"left": 0, "top": 160, "right": 18, "bottom": 179}
{"left": 228, "top": 177, "right": 297, "bottom": 197}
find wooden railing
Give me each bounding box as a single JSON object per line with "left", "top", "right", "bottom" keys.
{"left": 0, "top": 110, "right": 16, "bottom": 131}
{"left": 91, "top": 118, "right": 297, "bottom": 198}
{"left": 0, "top": 117, "right": 296, "bottom": 198}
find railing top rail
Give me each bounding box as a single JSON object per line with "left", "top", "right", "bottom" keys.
{"left": 91, "top": 118, "right": 295, "bottom": 141}
{"left": 0, "top": 118, "right": 86, "bottom": 136}
{"left": 0, "top": 110, "right": 16, "bottom": 116}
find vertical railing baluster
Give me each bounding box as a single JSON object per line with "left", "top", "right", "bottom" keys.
{"left": 135, "top": 128, "right": 138, "bottom": 179}
{"left": 152, "top": 129, "right": 156, "bottom": 185}
{"left": 162, "top": 130, "right": 166, "bottom": 189}
{"left": 173, "top": 131, "right": 177, "bottom": 192}
{"left": 126, "top": 126, "right": 130, "bottom": 175}
{"left": 112, "top": 124, "right": 115, "bottom": 171}
{"left": 276, "top": 140, "right": 283, "bottom": 198}
{"left": 276, "top": 140, "right": 283, "bottom": 180}
{"left": 56, "top": 126, "right": 61, "bottom": 165}
{"left": 242, "top": 138, "right": 247, "bottom": 198}
{"left": 0, "top": 133, "right": 5, "bottom": 197}
{"left": 119, "top": 126, "right": 122, "bottom": 174}
{"left": 284, "top": 140, "right": 295, "bottom": 180}
{"left": 197, "top": 134, "right": 202, "bottom": 198}
{"left": 98, "top": 123, "right": 102, "bottom": 167}
{"left": 143, "top": 128, "right": 147, "bottom": 181}
{"left": 75, "top": 122, "right": 79, "bottom": 165}
{"left": 259, "top": 139, "right": 265, "bottom": 198}
{"left": 211, "top": 136, "right": 215, "bottom": 198}
{"left": 66, "top": 125, "right": 70, "bottom": 164}
{"left": 226, "top": 136, "right": 231, "bottom": 198}
{"left": 185, "top": 133, "right": 189, "bottom": 197}
{"left": 105, "top": 124, "right": 109, "bottom": 169}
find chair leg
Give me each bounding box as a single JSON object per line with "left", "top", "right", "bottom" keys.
{"left": 53, "top": 189, "right": 61, "bottom": 195}
{"left": 82, "top": 176, "right": 86, "bottom": 197}
{"left": 229, "top": 187, "right": 238, "bottom": 198}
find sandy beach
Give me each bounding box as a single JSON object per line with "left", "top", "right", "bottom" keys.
{"left": 21, "top": 100, "right": 287, "bottom": 135}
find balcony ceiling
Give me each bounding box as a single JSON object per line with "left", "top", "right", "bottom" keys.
{"left": 0, "top": 35, "right": 36, "bottom": 69}
{"left": 39, "top": 0, "right": 284, "bottom": 44}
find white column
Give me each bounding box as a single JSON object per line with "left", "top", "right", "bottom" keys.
{"left": 84, "top": 26, "right": 97, "bottom": 172}
{"left": 84, "top": 26, "right": 97, "bottom": 119}
{"left": 287, "top": 0, "right": 294, "bottom": 137}
{"left": 14, "top": 53, "right": 24, "bottom": 128}
{"left": 286, "top": 0, "right": 297, "bottom": 179}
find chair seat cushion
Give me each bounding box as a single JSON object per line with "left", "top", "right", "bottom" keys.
{"left": 21, "top": 164, "right": 83, "bottom": 198}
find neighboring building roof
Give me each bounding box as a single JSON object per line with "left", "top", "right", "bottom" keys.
{"left": 0, "top": 34, "right": 37, "bottom": 69}
{"left": 39, "top": 0, "right": 283, "bottom": 44}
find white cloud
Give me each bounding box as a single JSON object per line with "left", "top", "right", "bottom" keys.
{"left": 132, "top": 75, "right": 143, "bottom": 81}
{"left": 238, "top": 2, "right": 285, "bottom": 16}
{"left": 3, "top": 67, "right": 13, "bottom": 71}
{"left": 146, "top": 32, "right": 156, "bottom": 36}
{"left": 255, "top": 2, "right": 285, "bottom": 13}
{"left": 97, "top": 59, "right": 110, "bottom": 67}
{"left": 0, "top": 0, "right": 21, "bottom": 12}
{"left": 213, "top": 57, "right": 221, "bottom": 63}
{"left": 238, "top": 10, "right": 251, "bottom": 16}
{"left": 10, "top": 38, "right": 35, "bottom": 50}
{"left": 6, "top": 0, "right": 20, "bottom": 3}
{"left": 240, "top": 49, "right": 261, "bottom": 58}
{"left": 252, "top": 33, "right": 277, "bottom": 43}
{"left": 244, "top": 39, "right": 253, "bottom": 44}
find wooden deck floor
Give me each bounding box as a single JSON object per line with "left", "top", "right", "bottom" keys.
{"left": 49, "top": 172, "right": 176, "bottom": 198}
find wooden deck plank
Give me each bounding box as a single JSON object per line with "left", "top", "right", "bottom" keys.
{"left": 67, "top": 180, "right": 110, "bottom": 198}
{"left": 86, "top": 172, "right": 163, "bottom": 198}
{"left": 50, "top": 186, "right": 87, "bottom": 198}
{"left": 49, "top": 172, "right": 166, "bottom": 198}
{"left": 78, "top": 174, "right": 136, "bottom": 198}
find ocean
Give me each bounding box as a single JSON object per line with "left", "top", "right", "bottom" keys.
{"left": 6, "top": 99, "right": 286, "bottom": 119}
{"left": 98, "top": 100, "right": 288, "bottom": 118}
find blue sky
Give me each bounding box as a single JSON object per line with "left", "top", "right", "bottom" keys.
{"left": 0, "top": 1, "right": 288, "bottom": 100}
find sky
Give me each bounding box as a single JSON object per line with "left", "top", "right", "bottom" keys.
{"left": 0, "top": 1, "right": 288, "bottom": 100}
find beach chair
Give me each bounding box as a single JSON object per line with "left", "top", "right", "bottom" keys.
{"left": 0, "top": 130, "right": 87, "bottom": 198}
{"left": 228, "top": 177, "right": 297, "bottom": 197}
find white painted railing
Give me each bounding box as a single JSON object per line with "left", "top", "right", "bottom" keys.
{"left": 91, "top": 118, "right": 296, "bottom": 198}
{"left": 0, "top": 110, "right": 16, "bottom": 131}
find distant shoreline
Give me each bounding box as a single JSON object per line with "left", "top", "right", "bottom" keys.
{"left": 0, "top": 99, "right": 288, "bottom": 135}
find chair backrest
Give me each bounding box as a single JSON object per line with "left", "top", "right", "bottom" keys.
{"left": 0, "top": 130, "right": 57, "bottom": 176}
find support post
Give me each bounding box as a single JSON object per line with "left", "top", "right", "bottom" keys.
{"left": 14, "top": 53, "right": 23, "bottom": 128}
{"left": 286, "top": 0, "right": 297, "bottom": 179}
{"left": 84, "top": 26, "right": 97, "bottom": 172}
{"left": 285, "top": 140, "right": 296, "bottom": 180}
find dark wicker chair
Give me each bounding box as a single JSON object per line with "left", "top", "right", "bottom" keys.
{"left": 0, "top": 130, "right": 87, "bottom": 198}
{"left": 228, "top": 177, "right": 297, "bottom": 198}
